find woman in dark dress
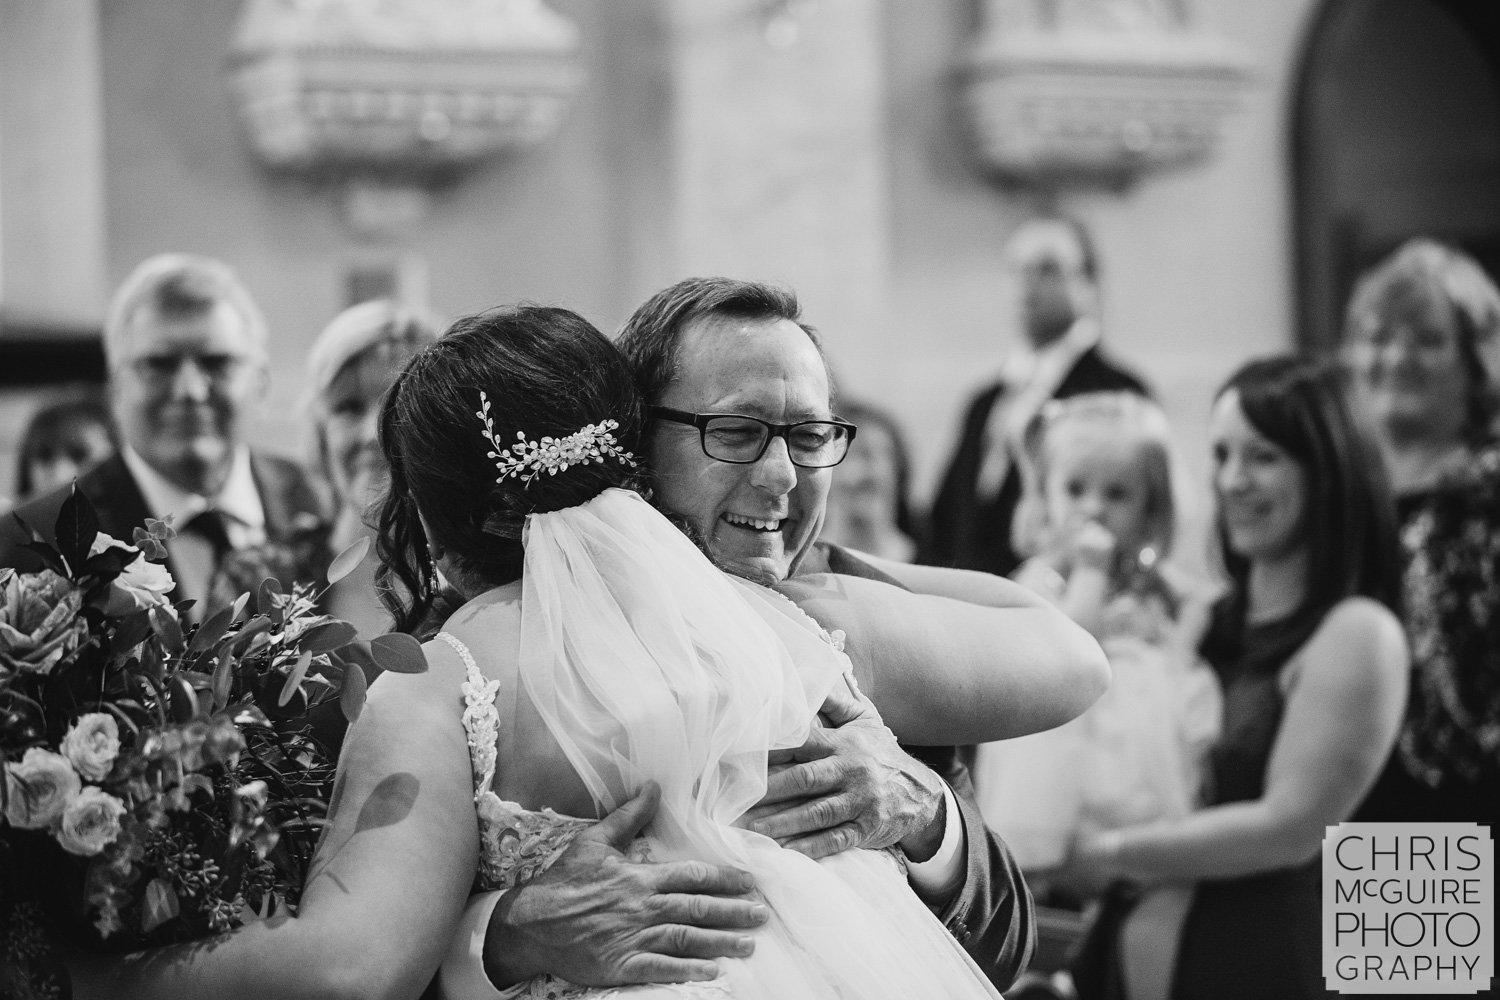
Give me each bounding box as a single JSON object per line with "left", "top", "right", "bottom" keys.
{"left": 1343, "top": 239, "right": 1500, "bottom": 832}
{"left": 1063, "top": 357, "right": 1409, "bottom": 1000}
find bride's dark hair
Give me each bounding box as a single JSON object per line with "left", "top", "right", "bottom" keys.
{"left": 374, "top": 305, "right": 649, "bottom": 633}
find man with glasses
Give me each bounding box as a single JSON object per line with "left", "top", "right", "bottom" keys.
{"left": 0, "top": 254, "right": 321, "bottom": 611}
{"left": 442, "top": 277, "right": 1108, "bottom": 997}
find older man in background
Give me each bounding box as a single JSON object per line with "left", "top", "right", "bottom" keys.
{"left": 925, "top": 215, "right": 1150, "bottom": 577}
{"left": 0, "top": 254, "right": 322, "bottom": 611}
{"left": 440, "top": 278, "right": 1110, "bottom": 997}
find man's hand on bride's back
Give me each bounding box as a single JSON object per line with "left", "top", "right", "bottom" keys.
{"left": 740, "top": 688, "right": 947, "bottom": 861}
{"left": 482, "top": 782, "right": 770, "bottom": 988}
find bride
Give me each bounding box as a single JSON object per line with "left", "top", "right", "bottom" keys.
{"left": 81, "top": 306, "right": 1040, "bottom": 998}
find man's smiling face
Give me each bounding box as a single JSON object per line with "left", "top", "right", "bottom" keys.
{"left": 648, "top": 315, "right": 832, "bottom": 585}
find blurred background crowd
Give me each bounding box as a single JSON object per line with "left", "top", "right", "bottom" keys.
{"left": 1, "top": 1, "right": 1496, "bottom": 997}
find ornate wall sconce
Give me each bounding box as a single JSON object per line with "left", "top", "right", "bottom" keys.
{"left": 960, "top": 0, "right": 1252, "bottom": 190}
{"left": 228, "top": 0, "right": 585, "bottom": 235}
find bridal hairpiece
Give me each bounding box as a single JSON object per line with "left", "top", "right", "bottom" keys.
{"left": 476, "top": 391, "right": 637, "bottom": 486}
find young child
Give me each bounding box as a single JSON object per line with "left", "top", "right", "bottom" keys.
{"left": 973, "top": 392, "right": 1221, "bottom": 874}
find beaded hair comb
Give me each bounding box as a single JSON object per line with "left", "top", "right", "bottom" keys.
{"left": 476, "top": 391, "right": 637, "bottom": 487}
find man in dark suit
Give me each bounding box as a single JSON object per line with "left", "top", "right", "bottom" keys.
{"left": 438, "top": 279, "right": 1118, "bottom": 997}
{"left": 0, "top": 254, "right": 322, "bottom": 609}
{"left": 925, "top": 216, "right": 1151, "bottom": 577}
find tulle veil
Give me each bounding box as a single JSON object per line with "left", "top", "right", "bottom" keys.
{"left": 505, "top": 488, "right": 1002, "bottom": 998}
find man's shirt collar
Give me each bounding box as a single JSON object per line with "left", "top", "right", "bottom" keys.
{"left": 120, "top": 444, "right": 266, "bottom": 539}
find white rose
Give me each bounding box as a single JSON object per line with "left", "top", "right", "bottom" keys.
{"left": 3, "top": 748, "right": 82, "bottom": 829}
{"left": 91, "top": 532, "right": 176, "bottom": 616}
{"left": 55, "top": 786, "right": 126, "bottom": 856}
{"left": 60, "top": 713, "right": 121, "bottom": 781}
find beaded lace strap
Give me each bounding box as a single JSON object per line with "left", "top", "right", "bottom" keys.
{"left": 436, "top": 631, "right": 501, "bottom": 800}
{"left": 766, "top": 586, "right": 848, "bottom": 654}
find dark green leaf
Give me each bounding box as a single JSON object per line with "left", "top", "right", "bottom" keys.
{"left": 368, "top": 633, "right": 428, "bottom": 675}
{"left": 188, "top": 604, "right": 237, "bottom": 656}
{"left": 110, "top": 610, "right": 154, "bottom": 654}
{"left": 279, "top": 651, "right": 313, "bottom": 707}
{"left": 299, "top": 621, "right": 358, "bottom": 654}
{"left": 257, "top": 577, "right": 283, "bottom": 615}
{"left": 212, "top": 648, "right": 236, "bottom": 711}
{"left": 101, "top": 701, "right": 142, "bottom": 738}
{"left": 150, "top": 606, "right": 185, "bottom": 652}
{"left": 229, "top": 615, "right": 275, "bottom": 653}
{"left": 168, "top": 675, "right": 199, "bottom": 724}
{"left": 19, "top": 540, "right": 68, "bottom": 576}
{"left": 140, "top": 642, "right": 165, "bottom": 687}
{"left": 80, "top": 547, "right": 133, "bottom": 577}
{"left": 339, "top": 657, "right": 368, "bottom": 723}
{"left": 333, "top": 640, "right": 377, "bottom": 674}
{"left": 326, "top": 536, "right": 370, "bottom": 586}
{"left": 54, "top": 486, "right": 100, "bottom": 575}
{"left": 229, "top": 590, "right": 251, "bottom": 624}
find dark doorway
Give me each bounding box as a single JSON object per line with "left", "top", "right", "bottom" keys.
{"left": 1292, "top": 0, "right": 1500, "bottom": 354}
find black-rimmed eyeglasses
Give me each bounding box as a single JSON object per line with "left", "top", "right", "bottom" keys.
{"left": 648, "top": 406, "right": 857, "bottom": 468}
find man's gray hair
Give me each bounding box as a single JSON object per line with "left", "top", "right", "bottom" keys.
{"left": 103, "top": 253, "right": 269, "bottom": 369}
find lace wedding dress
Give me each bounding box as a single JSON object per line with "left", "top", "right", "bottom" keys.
{"left": 437, "top": 488, "right": 1002, "bottom": 999}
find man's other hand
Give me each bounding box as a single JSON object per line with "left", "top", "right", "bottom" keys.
{"left": 484, "top": 782, "right": 769, "bottom": 988}
{"left": 741, "top": 693, "right": 947, "bottom": 861}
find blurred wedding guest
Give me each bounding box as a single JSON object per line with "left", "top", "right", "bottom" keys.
{"left": 1344, "top": 239, "right": 1500, "bottom": 830}
{"left": 926, "top": 214, "right": 1150, "bottom": 577}
{"left": 304, "top": 299, "right": 441, "bottom": 638}
{"left": 1062, "top": 357, "right": 1407, "bottom": 1000}
{"left": 0, "top": 254, "right": 323, "bottom": 616}
{"left": 819, "top": 400, "right": 920, "bottom": 562}
{"left": 13, "top": 395, "right": 117, "bottom": 501}
{"left": 975, "top": 393, "right": 1219, "bottom": 880}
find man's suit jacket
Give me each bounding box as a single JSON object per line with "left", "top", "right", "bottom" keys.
{"left": 923, "top": 346, "right": 1150, "bottom": 578}
{"left": 807, "top": 541, "right": 1036, "bottom": 991}
{"left": 0, "top": 452, "right": 324, "bottom": 606}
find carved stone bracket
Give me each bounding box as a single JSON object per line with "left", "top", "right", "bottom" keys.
{"left": 228, "top": 0, "right": 584, "bottom": 235}
{"left": 960, "top": 2, "right": 1252, "bottom": 189}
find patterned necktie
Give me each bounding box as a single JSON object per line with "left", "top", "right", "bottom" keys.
{"left": 176, "top": 509, "right": 231, "bottom": 618}
{"left": 181, "top": 509, "right": 231, "bottom": 561}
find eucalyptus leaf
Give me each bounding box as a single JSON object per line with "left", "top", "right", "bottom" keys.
{"left": 279, "top": 651, "right": 313, "bottom": 707}
{"left": 368, "top": 633, "right": 428, "bottom": 675}
{"left": 168, "top": 675, "right": 199, "bottom": 724}
{"left": 212, "top": 648, "right": 236, "bottom": 711}
{"left": 299, "top": 621, "right": 358, "bottom": 654}
{"left": 150, "top": 606, "right": 185, "bottom": 653}
{"left": 188, "top": 604, "right": 237, "bottom": 656}
{"left": 111, "top": 610, "right": 154, "bottom": 655}
{"left": 229, "top": 616, "right": 274, "bottom": 653}
{"left": 339, "top": 658, "right": 368, "bottom": 724}
{"left": 326, "top": 536, "right": 370, "bottom": 585}
{"left": 101, "top": 701, "right": 143, "bottom": 738}
{"left": 257, "top": 577, "right": 282, "bottom": 615}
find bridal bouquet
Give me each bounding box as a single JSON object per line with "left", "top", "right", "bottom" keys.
{"left": 0, "top": 490, "right": 425, "bottom": 997}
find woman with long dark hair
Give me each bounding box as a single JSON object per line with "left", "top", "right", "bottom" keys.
{"left": 1063, "top": 356, "right": 1408, "bottom": 1000}
{"left": 78, "top": 305, "right": 1087, "bottom": 999}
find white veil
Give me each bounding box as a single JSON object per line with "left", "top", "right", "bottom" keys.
{"left": 512, "top": 488, "right": 1001, "bottom": 998}
{"left": 518, "top": 488, "right": 840, "bottom": 864}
